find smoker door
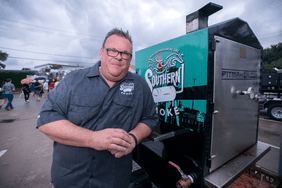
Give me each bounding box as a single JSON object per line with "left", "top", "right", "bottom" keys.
{"left": 210, "top": 36, "right": 261, "bottom": 172}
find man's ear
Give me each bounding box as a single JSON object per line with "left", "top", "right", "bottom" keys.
{"left": 99, "top": 47, "right": 104, "bottom": 60}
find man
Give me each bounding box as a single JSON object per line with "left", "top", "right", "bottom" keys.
{"left": 2, "top": 78, "right": 15, "bottom": 110}
{"left": 34, "top": 79, "right": 42, "bottom": 101}
{"left": 22, "top": 82, "right": 30, "bottom": 103}
{"left": 54, "top": 77, "right": 60, "bottom": 88}
{"left": 37, "top": 28, "right": 158, "bottom": 188}
{"left": 42, "top": 80, "right": 49, "bottom": 98}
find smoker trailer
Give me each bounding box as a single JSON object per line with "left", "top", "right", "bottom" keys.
{"left": 132, "top": 3, "right": 271, "bottom": 188}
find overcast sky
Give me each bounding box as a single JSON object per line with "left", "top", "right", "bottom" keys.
{"left": 0, "top": 0, "right": 281, "bottom": 70}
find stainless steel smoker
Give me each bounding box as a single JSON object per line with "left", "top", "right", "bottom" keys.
{"left": 133, "top": 3, "right": 270, "bottom": 188}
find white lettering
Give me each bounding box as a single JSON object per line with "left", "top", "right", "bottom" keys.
{"left": 174, "top": 107, "right": 180, "bottom": 115}
{"left": 167, "top": 72, "right": 171, "bottom": 84}
{"left": 167, "top": 108, "right": 173, "bottom": 116}
{"left": 163, "top": 74, "right": 166, "bottom": 85}
{"left": 146, "top": 67, "right": 182, "bottom": 89}
{"left": 160, "top": 109, "right": 166, "bottom": 116}
{"left": 145, "top": 69, "right": 153, "bottom": 92}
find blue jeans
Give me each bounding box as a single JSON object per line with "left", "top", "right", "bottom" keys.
{"left": 5, "top": 94, "right": 13, "bottom": 109}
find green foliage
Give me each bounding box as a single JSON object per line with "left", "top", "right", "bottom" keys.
{"left": 262, "top": 42, "right": 282, "bottom": 73}
{"left": 0, "top": 71, "right": 35, "bottom": 88}
{"left": 0, "top": 50, "right": 9, "bottom": 69}
{"left": 262, "top": 58, "right": 282, "bottom": 73}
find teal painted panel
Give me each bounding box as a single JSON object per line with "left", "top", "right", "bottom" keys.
{"left": 135, "top": 29, "right": 208, "bottom": 129}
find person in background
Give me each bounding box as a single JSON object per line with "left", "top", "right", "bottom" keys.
{"left": 48, "top": 80, "right": 55, "bottom": 91}
{"left": 22, "top": 82, "right": 30, "bottom": 103}
{"left": 34, "top": 79, "right": 42, "bottom": 101}
{"left": 43, "top": 80, "right": 49, "bottom": 98}
{"left": 2, "top": 78, "right": 15, "bottom": 111}
{"left": 54, "top": 77, "right": 60, "bottom": 88}
{"left": 37, "top": 28, "right": 158, "bottom": 188}
{"left": 30, "top": 83, "right": 36, "bottom": 98}
{"left": 0, "top": 81, "right": 8, "bottom": 108}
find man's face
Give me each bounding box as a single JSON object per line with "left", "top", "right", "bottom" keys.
{"left": 99, "top": 34, "right": 132, "bottom": 83}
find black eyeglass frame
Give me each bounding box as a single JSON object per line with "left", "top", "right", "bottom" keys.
{"left": 103, "top": 47, "right": 132, "bottom": 60}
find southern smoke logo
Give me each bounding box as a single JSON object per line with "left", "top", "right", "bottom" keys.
{"left": 145, "top": 48, "right": 184, "bottom": 103}
{"left": 120, "top": 82, "right": 134, "bottom": 95}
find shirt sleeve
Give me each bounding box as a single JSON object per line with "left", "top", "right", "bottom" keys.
{"left": 36, "top": 78, "right": 70, "bottom": 128}
{"left": 139, "top": 79, "right": 159, "bottom": 131}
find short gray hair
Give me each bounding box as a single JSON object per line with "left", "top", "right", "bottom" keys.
{"left": 102, "top": 28, "right": 132, "bottom": 49}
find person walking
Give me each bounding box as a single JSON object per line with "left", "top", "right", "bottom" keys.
{"left": 37, "top": 28, "right": 158, "bottom": 188}
{"left": 54, "top": 77, "right": 60, "bottom": 88}
{"left": 30, "top": 83, "right": 36, "bottom": 98}
{"left": 42, "top": 80, "right": 48, "bottom": 98}
{"left": 0, "top": 81, "right": 8, "bottom": 108}
{"left": 2, "top": 78, "right": 15, "bottom": 111}
{"left": 22, "top": 82, "right": 30, "bottom": 103}
{"left": 48, "top": 80, "right": 55, "bottom": 91}
{"left": 34, "top": 79, "right": 42, "bottom": 101}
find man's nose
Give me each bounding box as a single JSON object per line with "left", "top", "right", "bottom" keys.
{"left": 115, "top": 52, "right": 123, "bottom": 60}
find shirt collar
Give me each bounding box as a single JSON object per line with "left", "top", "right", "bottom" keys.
{"left": 86, "top": 61, "right": 101, "bottom": 77}
{"left": 86, "top": 60, "right": 134, "bottom": 81}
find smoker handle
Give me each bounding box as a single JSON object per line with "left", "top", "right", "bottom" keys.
{"left": 231, "top": 87, "right": 256, "bottom": 100}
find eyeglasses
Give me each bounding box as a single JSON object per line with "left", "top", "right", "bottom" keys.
{"left": 103, "top": 47, "right": 132, "bottom": 60}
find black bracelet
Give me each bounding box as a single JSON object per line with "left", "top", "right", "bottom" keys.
{"left": 129, "top": 133, "right": 138, "bottom": 147}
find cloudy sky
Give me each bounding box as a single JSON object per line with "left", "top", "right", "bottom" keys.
{"left": 0, "top": 0, "right": 281, "bottom": 70}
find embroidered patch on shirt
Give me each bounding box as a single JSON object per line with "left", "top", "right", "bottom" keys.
{"left": 120, "top": 82, "right": 134, "bottom": 95}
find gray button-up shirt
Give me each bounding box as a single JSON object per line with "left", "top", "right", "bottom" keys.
{"left": 2, "top": 82, "right": 15, "bottom": 94}
{"left": 37, "top": 61, "right": 158, "bottom": 188}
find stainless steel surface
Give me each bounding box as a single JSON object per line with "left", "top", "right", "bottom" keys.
{"left": 204, "top": 142, "right": 271, "bottom": 188}
{"left": 211, "top": 36, "right": 261, "bottom": 172}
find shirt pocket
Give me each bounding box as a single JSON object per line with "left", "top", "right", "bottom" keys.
{"left": 68, "top": 95, "right": 103, "bottom": 126}
{"left": 109, "top": 93, "right": 135, "bottom": 126}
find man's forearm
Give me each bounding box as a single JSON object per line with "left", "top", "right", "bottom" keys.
{"left": 38, "top": 120, "right": 94, "bottom": 148}
{"left": 129, "top": 122, "right": 152, "bottom": 145}
{"left": 38, "top": 120, "right": 133, "bottom": 153}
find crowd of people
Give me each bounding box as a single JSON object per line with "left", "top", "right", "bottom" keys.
{"left": 0, "top": 77, "right": 61, "bottom": 111}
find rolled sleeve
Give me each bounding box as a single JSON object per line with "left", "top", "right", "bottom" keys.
{"left": 139, "top": 82, "right": 159, "bottom": 130}
{"left": 36, "top": 79, "right": 70, "bottom": 128}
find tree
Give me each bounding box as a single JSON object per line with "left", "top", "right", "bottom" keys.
{"left": 262, "top": 42, "right": 282, "bottom": 73}
{"left": 0, "top": 50, "right": 9, "bottom": 69}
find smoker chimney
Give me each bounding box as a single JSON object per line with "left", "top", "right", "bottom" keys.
{"left": 186, "top": 2, "right": 222, "bottom": 34}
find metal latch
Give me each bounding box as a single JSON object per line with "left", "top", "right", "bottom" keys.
{"left": 231, "top": 87, "right": 256, "bottom": 100}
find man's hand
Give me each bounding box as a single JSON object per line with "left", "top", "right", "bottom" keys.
{"left": 109, "top": 134, "right": 136, "bottom": 158}
{"left": 92, "top": 128, "right": 134, "bottom": 157}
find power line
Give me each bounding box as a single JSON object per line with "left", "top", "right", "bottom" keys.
{"left": 0, "top": 18, "right": 105, "bottom": 40}
{"left": 8, "top": 56, "right": 96, "bottom": 64}
{"left": 0, "top": 18, "right": 156, "bottom": 46}
{"left": 0, "top": 46, "right": 94, "bottom": 59}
